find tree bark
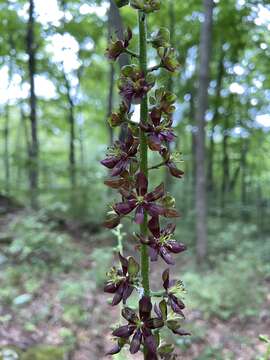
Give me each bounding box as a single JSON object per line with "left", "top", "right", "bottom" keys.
{"left": 4, "top": 100, "right": 10, "bottom": 195}
{"left": 207, "top": 47, "right": 224, "bottom": 192}
{"left": 64, "top": 74, "right": 76, "bottom": 189}
{"left": 195, "top": 0, "right": 214, "bottom": 264}
{"left": 27, "top": 0, "right": 38, "bottom": 208}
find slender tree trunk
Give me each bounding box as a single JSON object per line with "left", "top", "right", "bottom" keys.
{"left": 207, "top": 47, "right": 224, "bottom": 192}
{"left": 221, "top": 115, "right": 230, "bottom": 207}
{"left": 195, "top": 0, "right": 214, "bottom": 265}
{"left": 27, "top": 0, "right": 38, "bottom": 208}
{"left": 221, "top": 95, "right": 234, "bottom": 208}
{"left": 64, "top": 75, "right": 76, "bottom": 189}
{"left": 4, "top": 102, "right": 10, "bottom": 195}
{"left": 190, "top": 91, "right": 196, "bottom": 187}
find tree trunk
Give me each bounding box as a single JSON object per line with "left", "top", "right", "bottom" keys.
{"left": 64, "top": 75, "right": 76, "bottom": 189}
{"left": 4, "top": 101, "right": 10, "bottom": 195}
{"left": 27, "top": 0, "right": 38, "bottom": 208}
{"left": 207, "top": 47, "right": 224, "bottom": 192}
{"left": 221, "top": 95, "right": 234, "bottom": 208}
{"left": 195, "top": 0, "right": 214, "bottom": 265}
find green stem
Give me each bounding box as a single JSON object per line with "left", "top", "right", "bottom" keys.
{"left": 138, "top": 10, "right": 150, "bottom": 299}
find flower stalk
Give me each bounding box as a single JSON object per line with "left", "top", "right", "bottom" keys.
{"left": 102, "top": 1, "right": 189, "bottom": 359}
{"left": 138, "top": 10, "right": 150, "bottom": 299}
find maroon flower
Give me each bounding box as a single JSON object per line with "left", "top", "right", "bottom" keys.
{"left": 118, "top": 64, "right": 155, "bottom": 107}
{"left": 140, "top": 108, "right": 175, "bottom": 151}
{"left": 101, "top": 129, "right": 139, "bottom": 176}
{"left": 104, "top": 253, "right": 139, "bottom": 305}
{"left": 109, "top": 101, "right": 130, "bottom": 128}
{"left": 106, "top": 27, "right": 132, "bottom": 61}
{"left": 162, "top": 269, "right": 186, "bottom": 317}
{"left": 112, "top": 296, "right": 163, "bottom": 356}
{"left": 160, "top": 147, "right": 184, "bottom": 179}
{"left": 139, "top": 217, "right": 186, "bottom": 265}
{"left": 158, "top": 47, "right": 180, "bottom": 72}
{"left": 154, "top": 299, "right": 191, "bottom": 338}
{"left": 113, "top": 172, "right": 166, "bottom": 224}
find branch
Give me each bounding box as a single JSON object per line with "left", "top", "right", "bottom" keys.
{"left": 147, "top": 62, "right": 163, "bottom": 72}
{"left": 124, "top": 48, "right": 139, "bottom": 58}
{"left": 148, "top": 161, "right": 166, "bottom": 171}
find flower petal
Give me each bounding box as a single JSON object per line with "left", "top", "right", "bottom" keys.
{"left": 149, "top": 246, "right": 159, "bottom": 262}
{"left": 135, "top": 205, "right": 145, "bottom": 224}
{"left": 148, "top": 134, "right": 162, "bottom": 151}
{"left": 145, "top": 183, "right": 165, "bottom": 202}
{"left": 144, "top": 335, "right": 157, "bottom": 355}
{"left": 145, "top": 203, "right": 165, "bottom": 217}
{"left": 106, "top": 342, "right": 121, "bottom": 355}
{"left": 139, "top": 296, "right": 152, "bottom": 321}
{"left": 114, "top": 200, "right": 137, "bottom": 215}
{"left": 130, "top": 329, "right": 142, "bottom": 354}
{"left": 101, "top": 157, "right": 118, "bottom": 169}
{"left": 160, "top": 246, "right": 175, "bottom": 265}
{"left": 111, "top": 159, "right": 129, "bottom": 177}
{"left": 122, "top": 307, "right": 139, "bottom": 324}
{"left": 148, "top": 216, "right": 160, "bottom": 237}
{"left": 167, "top": 162, "right": 184, "bottom": 178}
{"left": 145, "top": 318, "right": 164, "bottom": 329}
{"left": 162, "top": 269, "right": 170, "bottom": 290}
{"left": 112, "top": 325, "right": 136, "bottom": 338}
{"left": 166, "top": 240, "right": 187, "bottom": 254}
{"left": 104, "top": 282, "right": 118, "bottom": 294}
{"left": 112, "top": 282, "right": 124, "bottom": 305}
{"left": 172, "top": 328, "right": 191, "bottom": 336}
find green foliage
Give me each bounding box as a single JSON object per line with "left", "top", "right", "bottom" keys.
{"left": 5, "top": 213, "right": 80, "bottom": 269}
{"left": 183, "top": 254, "right": 265, "bottom": 320}
{"left": 89, "top": 247, "right": 114, "bottom": 287}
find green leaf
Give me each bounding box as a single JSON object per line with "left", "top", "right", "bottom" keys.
{"left": 115, "top": 0, "right": 129, "bottom": 8}
{"left": 128, "top": 257, "right": 139, "bottom": 276}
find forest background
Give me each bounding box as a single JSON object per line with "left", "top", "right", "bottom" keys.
{"left": 0, "top": 0, "right": 270, "bottom": 359}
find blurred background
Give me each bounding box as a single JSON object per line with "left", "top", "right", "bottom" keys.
{"left": 0, "top": 0, "right": 270, "bottom": 359}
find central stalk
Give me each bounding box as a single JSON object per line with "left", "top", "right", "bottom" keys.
{"left": 138, "top": 10, "right": 150, "bottom": 298}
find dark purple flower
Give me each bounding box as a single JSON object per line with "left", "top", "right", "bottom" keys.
{"left": 139, "top": 217, "right": 186, "bottom": 265}
{"left": 158, "top": 47, "right": 180, "bottom": 72}
{"left": 154, "top": 299, "right": 191, "bottom": 339}
{"left": 112, "top": 296, "right": 164, "bottom": 356}
{"left": 104, "top": 253, "right": 139, "bottom": 305}
{"left": 162, "top": 269, "right": 186, "bottom": 317}
{"left": 113, "top": 172, "right": 166, "bottom": 224}
{"left": 106, "top": 27, "right": 132, "bottom": 61}
{"left": 118, "top": 64, "right": 155, "bottom": 107}
{"left": 108, "top": 101, "right": 130, "bottom": 128}
{"left": 101, "top": 129, "right": 139, "bottom": 177}
{"left": 140, "top": 108, "right": 175, "bottom": 151}
{"left": 160, "top": 147, "right": 184, "bottom": 179}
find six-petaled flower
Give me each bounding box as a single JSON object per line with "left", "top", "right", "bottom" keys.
{"left": 101, "top": 129, "right": 139, "bottom": 176}
{"left": 140, "top": 108, "right": 175, "bottom": 151}
{"left": 113, "top": 172, "right": 166, "bottom": 224}
{"left": 118, "top": 64, "right": 155, "bottom": 107}
{"left": 106, "top": 27, "right": 132, "bottom": 61}
{"left": 112, "top": 296, "right": 163, "bottom": 357}
{"left": 139, "top": 216, "right": 186, "bottom": 265}
{"left": 104, "top": 253, "right": 139, "bottom": 305}
{"left": 162, "top": 269, "right": 186, "bottom": 317}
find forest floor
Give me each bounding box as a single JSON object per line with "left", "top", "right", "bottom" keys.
{"left": 0, "top": 198, "right": 269, "bottom": 360}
